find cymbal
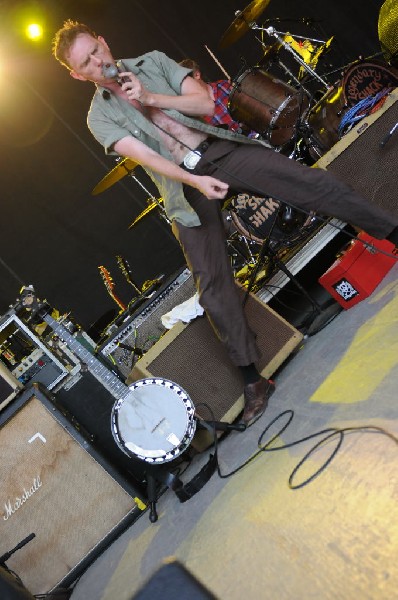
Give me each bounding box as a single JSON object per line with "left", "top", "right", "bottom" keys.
{"left": 378, "top": 0, "right": 398, "bottom": 65}
{"left": 219, "top": 0, "right": 272, "bottom": 50}
{"left": 128, "top": 198, "right": 164, "bottom": 229}
{"left": 91, "top": 158, "right": 138, "bottom": 195}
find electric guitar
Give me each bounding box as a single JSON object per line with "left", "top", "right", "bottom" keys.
{"left": 116, "top": 255, "right": 141, "bottom": 294}
{"left": 99, "top": 265, "right": 126, "bottom": 311}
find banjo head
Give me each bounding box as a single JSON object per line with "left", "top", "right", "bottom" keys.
{"left": 111, "top": 378, "right": 196, "bottom": 464}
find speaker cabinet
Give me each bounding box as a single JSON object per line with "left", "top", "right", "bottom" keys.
{"left": 0, "top": 386, "right": 142, "bottom": 596}
{"left": 314, "top": 87, "right": 398, "bottom": 218}
{"left": 129, "top": 292, "right": 302, "bottom": 448}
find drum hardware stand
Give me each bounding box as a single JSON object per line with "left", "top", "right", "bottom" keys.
{"left": 255, "top": 25, "right": 331, "bottom": 90}
{"left": 226, "top": 226, "right": 260, "bottom": 273}
{"left": 129, "top": 175, "right": 170, "bottom": 225}
{"left": 243, "top": 204, "right": 339, "bottom": 334}
{"left": 257, "top": 34, "right": 312, "bottom": 97}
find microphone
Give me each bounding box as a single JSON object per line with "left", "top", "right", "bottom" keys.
{"left": 102, "top": 63, "right": 118, "bottom": 79}
{"left": 0, "top": 533, "right": 36, "bottom": 564}
{"left": 102, "top": 62, "right": 129, "bottom": 85}
{"left": 102, "top": 60, "right": 145, "bottom": 84}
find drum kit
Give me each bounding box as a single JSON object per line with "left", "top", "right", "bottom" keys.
{"left": 91, "top": 0, "right": 398, "bottom": 282}
{"left": 218, "top": 0, "right": 398, "bottom": 159}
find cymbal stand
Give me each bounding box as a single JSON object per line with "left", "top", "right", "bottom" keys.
{"left": 254, "top": 25, "right": 331, "bottom": 90}
{"left": 224, "top": 214, "right": 260, "bottom": 273}
{"left": 243, "top": 204, "right": 327, "bottom": 331}
{"left": 275, "top": 57, "right": 303, "bottom": 89}
{"left": 129, "top": 174, "right": 170, "bottom": 225}
{"left": 255, "top": 34, "right": 304, "bottom": 90}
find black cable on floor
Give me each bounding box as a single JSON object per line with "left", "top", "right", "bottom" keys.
{"left": 217, "top": 409, "right": 398, "bottom": 490}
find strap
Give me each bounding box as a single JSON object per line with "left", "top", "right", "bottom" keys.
{"left": 157, "top": 420, "right": 219, "bottom": 503}
{"left": 173, "top": 451, "right": 218, "bottom": 503}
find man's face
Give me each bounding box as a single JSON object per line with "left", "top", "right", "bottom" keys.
{"left": 67, "top": 33, "right": 115, "bottom": 84}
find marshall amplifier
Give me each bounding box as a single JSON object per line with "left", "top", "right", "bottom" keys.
{"left": 0, "top": 385, "right": 142, "bottom": 596}
{"left": 99, "top": 267, "right": 196, "bottom": 378}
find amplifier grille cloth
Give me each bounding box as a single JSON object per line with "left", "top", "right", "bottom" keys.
{"left": 134, "top": 292, "right": 301, "bottom": 422}
{"left": 1, "top": 396, "right": 135, "bottom": 595}
{"left": 322, "top": 96, "right": 398, "bottom": 217}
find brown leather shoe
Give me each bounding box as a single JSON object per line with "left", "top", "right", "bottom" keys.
{"left": 242, "top": 377, "right": 275, "bottom": 426}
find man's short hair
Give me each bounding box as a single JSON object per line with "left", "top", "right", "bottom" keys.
{"left": 179, "top": 59, "right": 201, "bottom": 73}
{"left": 52, "top": 20, "right": 98, "bottom": 69}
{"left": 179, "top": 59, "right": 210, "bottom": 83}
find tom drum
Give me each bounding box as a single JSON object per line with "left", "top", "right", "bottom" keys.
{"left": 228, "top": 67, "right": 309, "bottom": 147}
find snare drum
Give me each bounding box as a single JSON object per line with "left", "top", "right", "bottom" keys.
{"left": 111, "top": 378, "right": 196, "bottom": 464}
{"left": 307, "top": 60, "right": 398, "bottom": 159}
{"left": 228, "top": 67, "right": 309, "bottom": 147}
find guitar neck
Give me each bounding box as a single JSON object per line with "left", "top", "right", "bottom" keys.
{"left": 109, "top": 291, "right": 126, "bottom": 312}
{"left": 117, "top": 257, "right": 141, "bottom": 294}
{"left": 99, "top": 266, "right": 127, "bottom": 311}
{"left": 43, "top": 314, "right": 130, "bottom": 400}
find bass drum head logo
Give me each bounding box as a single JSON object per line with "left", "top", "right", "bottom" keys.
{"left": 342, "top": 61, "right": 398, "bottom": 106}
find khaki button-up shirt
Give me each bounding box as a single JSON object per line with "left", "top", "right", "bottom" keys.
{"left": 88, "top": 50, "right": 266, "bottom": 226}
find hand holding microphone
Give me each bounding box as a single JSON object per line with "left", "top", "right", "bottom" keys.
{"left": 102, "top": 63, "right": 146, "bottom": 103}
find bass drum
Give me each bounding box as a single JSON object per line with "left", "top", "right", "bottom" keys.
{"left": 307, "top": 59, "right": 398, "bottom": 159}
{"left": 111, "top": 378, "right": 196, "bottom": 464}
{"left": 228, "top": 193, "right": 308, "bottom": 244}
{"left": 228, "top": 67, "right": 309, "bottom": 147}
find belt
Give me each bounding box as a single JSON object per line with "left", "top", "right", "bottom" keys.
{"left": 180, "top": 139, "right": 213, "bottom": 170}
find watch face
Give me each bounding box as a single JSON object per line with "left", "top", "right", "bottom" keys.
{"left": 183, "top": 151, "right": 201, "bottom": 170}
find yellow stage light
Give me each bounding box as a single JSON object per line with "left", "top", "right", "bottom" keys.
{"left": 25, "top": 23, "right": 43, "bottom": 41}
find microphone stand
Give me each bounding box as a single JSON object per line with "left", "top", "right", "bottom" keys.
{"left": 242, "top": 204, "right": 340, "bottom": 335}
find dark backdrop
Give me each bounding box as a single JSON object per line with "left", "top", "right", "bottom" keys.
{"left": 0, "top": 0, "right": 385, "bottom": 330}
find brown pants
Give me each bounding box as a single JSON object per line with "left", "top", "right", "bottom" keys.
{"left": 172, "top": 140, "right": 398, "bottom": 366}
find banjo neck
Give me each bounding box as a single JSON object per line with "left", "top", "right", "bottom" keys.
{"left": 43, "top": 314, "right": 131, "bottom": 401}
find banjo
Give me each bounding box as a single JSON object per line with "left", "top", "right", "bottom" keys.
{"left": 20, "top": 287, "right": 197, "bottom": 465}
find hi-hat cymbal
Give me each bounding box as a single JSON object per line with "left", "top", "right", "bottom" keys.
{"left": 91, "top": 158, "right": 138, "bottom": 195}
{"left": 219, "top": 0, "right": 272, "bottom": 50}
{"left": 128, "top": 198, "right": 164, "bottom": 229}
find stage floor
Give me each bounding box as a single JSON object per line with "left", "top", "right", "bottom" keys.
{"left": 69, "top": 262, "right": 398, "bottom": 600}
